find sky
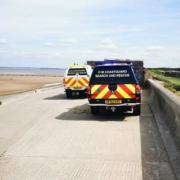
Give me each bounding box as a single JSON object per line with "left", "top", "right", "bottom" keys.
{"left": 0, "top": 0, "right": 180, "bottom": 68}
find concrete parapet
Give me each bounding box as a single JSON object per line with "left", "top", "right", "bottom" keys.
{"left": 148, "top": 79, "right": 180, "bottom": 145}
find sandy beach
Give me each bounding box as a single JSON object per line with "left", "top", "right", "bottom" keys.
{"left": 0, "top": 75, "right": 63, "bottom": 96}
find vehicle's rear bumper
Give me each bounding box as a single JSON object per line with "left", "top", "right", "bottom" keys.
{"left": 88, "top": 103, "right": 140, "bottom": 107}
{"left": 65, "top": 87, "right": 87, "bottom": 91}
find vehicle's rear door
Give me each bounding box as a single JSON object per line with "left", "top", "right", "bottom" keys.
{"left": 89, "top": 65, "right": 137, "bottom": 103}
{"left": 65, "top": 68, "right": 89, "bottom": 89}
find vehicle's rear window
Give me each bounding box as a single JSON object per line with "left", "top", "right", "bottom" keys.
{"left": 67, "top": 68, "right": 87, "bottom": 76}
{"left": 90, "top": 65, "right": 137, "bottom": 84}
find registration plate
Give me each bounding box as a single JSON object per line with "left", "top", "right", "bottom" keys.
{"left": 105, "top": 99, "right": 122, "bottom": 104}
{"left": 74, "top": 87, "right": 81, "bottom": 89}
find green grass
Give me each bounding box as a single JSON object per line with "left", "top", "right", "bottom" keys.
{"left": 149, "top": 69, "right": 180, "bottom": 95}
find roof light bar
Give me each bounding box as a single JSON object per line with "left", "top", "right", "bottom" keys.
{"left": 95, "top": 60, "right": 133, "bottom": 66}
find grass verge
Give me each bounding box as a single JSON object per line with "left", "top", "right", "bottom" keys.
{"left": 149, "top": 69, "right": 180, "bottom": 96}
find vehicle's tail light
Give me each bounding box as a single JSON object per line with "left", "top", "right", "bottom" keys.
{"left": 135, "top": 84, "right": 141, "bottom": 94}
{"left": 63, "top": 78, "right": 66, "bottom": 86}
{"left": 135, "top": 84, "right": 141, "bottom": 100}
{"left": 87, "top": 85, "right": 91, "bottom": 94}
{"left": 87, "top": 85, "right": 91, "bottom": 99}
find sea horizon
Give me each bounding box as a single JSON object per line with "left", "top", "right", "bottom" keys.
{"left": 0, "top": 66, "right": 65, "bottom": 76}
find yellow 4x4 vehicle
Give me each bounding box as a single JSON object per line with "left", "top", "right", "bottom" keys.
{"left": 88, "top": 62, "right": 141, "bottom": 115}
{"left": 63, "top": 64, "right": 92, "bottom": 98}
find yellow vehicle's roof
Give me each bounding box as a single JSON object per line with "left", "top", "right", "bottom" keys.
{"left": 68, "top": 64, "right": 90, "bottom": 68}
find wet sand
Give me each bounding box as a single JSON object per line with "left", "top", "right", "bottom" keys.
{"left": 0, "top": 75, "right": 63, "bottom": 96}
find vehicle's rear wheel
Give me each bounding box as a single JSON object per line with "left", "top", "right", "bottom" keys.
{"left": 133, "top": 105, "right": 141, "bottom": 115}
{"left": 79, "top": 91, "right": 86, "bottom": 98}
{"left": 66, "top": 90, "right": 72, "bottom": 98}
{"left": 90, "top": 106, "right": 99, "bottom": 114}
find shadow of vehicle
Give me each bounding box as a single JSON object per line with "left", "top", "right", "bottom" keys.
{"left": 44, "top": 93, "right": 87, "bottom": 100}
{"left": 55, "top": 103, "right": 132, "bottom": 122}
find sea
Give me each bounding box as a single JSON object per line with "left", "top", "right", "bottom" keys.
{"left": 0, "top": 67, "right": 65, "bottom": 76}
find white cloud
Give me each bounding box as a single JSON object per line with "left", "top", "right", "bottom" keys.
{"left": 42, "top": 38, "right": 78, "bottom": 48}
{"left": 61, "top": 38, "right": 78, "bottom": 46}
{"left": 0, "top": 38, "right": 7, "bottom": 45}
{"left": 146, "top": 45, "right": 165, "bottom": 51}
{"left": 43, "top": 42, "right": 54, "bottom": 47}
{"left": 0, "top": 0, "right": 180, "bottom": 68}
{"left": 8, "top": 0, "right": 129, "bottom": 10}
{"left": 96, "top": 38, "right": 118, "bottom": 51}
{"left": 87, "top": 26, "right": 143, "bottom": 36}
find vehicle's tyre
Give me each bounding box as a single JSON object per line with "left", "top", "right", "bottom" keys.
{"left": 133, "top": 105, "right": 141, "bottom": 115}
{"left": 66, "top": 90, "right": 72, "bottom": 98}
{"left": 90, "top": 106, "right": 99, "bottom": 114}
{"left": 79, "top": 91, "right": 86, "bottom": 98}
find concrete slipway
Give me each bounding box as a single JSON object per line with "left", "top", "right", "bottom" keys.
{"left": 0, "top": 85, "right": 179, "bottom": 180}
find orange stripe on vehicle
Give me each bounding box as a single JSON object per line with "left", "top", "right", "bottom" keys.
{"left": 117, "top": 85, "right": 131, "bottom": 98}
{"left": 93, "top": 85, "right": 107, "bottom": 99}
{"left": 78, "top": 79, "right": 85, "bottom": 87}
{"left": 108, "top": 94, "right": 117, "bottom": 99}
{"left": 69, "top": 79, "right": 76, "bottom": 87}
{"left": 114, "top": 90, "right": 123, "bottom": 99}
{"left": 68, "top": 78, "right": 75, "bottom": 84}
{"left": 65, "top": 79, "right": 72, "bottom": 87}
{"left": 121, "top": 84, "right": 135, "bottom": 98}
{"left": 124, "top": 84, "right": 135, "bottom": 94}
{"left": 119, "top": 85, "right": 134, "bottom": 98}
{"left": 65, "top": 78, "right": 72, "bottom": 84}
{"left": 95, "top": 85, "right": 109, "bottom": 99}
{"left": 82, "top": 77, "right": 89, "bottom": 84}
{"left": 91, "top": 85, "right": 101, "bottom": 94}
{"left": 91, "top": 84, "right": 137, "bottom": 99}
{"left": 80, "top": 78, "right": 88, "bottom": 86}
{"left": 103, "top": 90, "right": 112, "bottom": 99}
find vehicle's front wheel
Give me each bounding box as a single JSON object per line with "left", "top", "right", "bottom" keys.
{"left": 90, "top": 106, "right": 99, "bottom": 114}
{"left": 133, "top": 105, "right": 141, "bottom": 115}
